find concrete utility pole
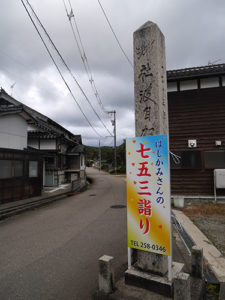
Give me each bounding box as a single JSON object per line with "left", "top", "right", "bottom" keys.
{"left": 98, "top": 139, "right": 101, "bottom": 172}
{"left": 108, "top": 110, "right": 117, "bottom": 175}
{"left": 113, "top": 110, "right": 117, "bottom": 175}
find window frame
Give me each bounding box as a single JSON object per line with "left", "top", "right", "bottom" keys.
{"left": 170, "top": 151, "right": 203, "bottom": 170}
{"left": 0, "top": 159, "right": 24, "bottom": 179}
{"left": 204, "top": 150, "right": 225, "bottom": 169}
{"left": 29, "top": 160, "right": 39, "bottom": 178}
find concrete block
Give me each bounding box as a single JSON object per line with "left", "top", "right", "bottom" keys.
{"left": 191, "top": 246, "right": 203, "bottom": 278}
{"left": 135, "top": 250, "right": 168, "bottom": 275}
{"left": 125, "top": 266, "right": 172, "bottom": 297}
{"left": 98, "top": 255, "right": 114, "bottom": 294}
{"left": 173, "top": 209, "right": 225, "bottom": 297}
{"left": 125, "top": 262, "right": 184, "bottom": 297}
{"left": 173, "top": 272, "right": 191, "bottom": 300}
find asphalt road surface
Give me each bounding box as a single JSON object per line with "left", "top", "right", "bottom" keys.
{"left": 0, "top": 168, "right": 127, "bottom": 300}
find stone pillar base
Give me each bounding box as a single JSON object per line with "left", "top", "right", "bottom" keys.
{"left": 173, "top": 272, "right": 191, "bottom": 300}
{"left": 98, "top": 255, "right": 114, "bottom": 294}
{"left": 125, "top": 262, "right": 184, "bottom": 297}
{"left": 134, "top": 250, "right": 168, "bottom": 276}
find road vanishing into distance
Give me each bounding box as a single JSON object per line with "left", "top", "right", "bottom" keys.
{"left": 0, "top": 168, "right": 127, "bottom": 300}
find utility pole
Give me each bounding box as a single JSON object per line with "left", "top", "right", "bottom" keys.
{"left": 107, "top": 110, "right": 117, "bottom": 175}
{"left": 113, "top": 110, "right": 117, "bottom": 175}
{"left": 98, "top": 139, "right": 101, "bottom": 172}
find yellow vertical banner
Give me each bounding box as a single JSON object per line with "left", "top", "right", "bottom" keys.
{"left": 126, "top": 135, "right": 171, "bottom": 256}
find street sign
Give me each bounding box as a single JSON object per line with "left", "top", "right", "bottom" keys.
{"left": 126, "top": 134, "right": 171, "bottom": 256}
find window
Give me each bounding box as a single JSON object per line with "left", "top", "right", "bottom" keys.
{"left": 14, "top": 160, "right": 23, "bottom": 177}
{"left": 45, "top": 156, "right": 55, "bottom": 169}
{"left": 205, "top": 151, "right": 225, "bottom": 168}
{"left": 29, "top": 161, "right": 38, "bottom": 177}
{"left": 171, "top": 151, "right": 202, "bottom": 169}
{"left": 0, "top": 160, "right": 12, "bottom": 178}
{"left": 0, "top": 160, "right": 23, "bottom": 179}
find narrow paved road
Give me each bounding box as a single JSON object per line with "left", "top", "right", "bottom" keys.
{"left": 0, "top": 168, "right": 127, "bottom": 300}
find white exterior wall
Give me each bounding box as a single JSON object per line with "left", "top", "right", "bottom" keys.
{"left": 180, "top": 79, "right": 198, "bottom": 91}
{"left": 28, "top": 139, "right": 57, "bottom": 150}
{"left": 80, "top": 154, "right": 86, "bottom": 170}
{"left": 56, "top": 170, "right": 66, "bottom": 185}
{"left": 28, "top": 125, "right": 39, "bottom": 132}
{"left": 0, "top": 115, "right": 27, "bottom": 149}
{"left": 201, "top": 77, "right": 219, "bottom": 88}
{"left": 60, "top": 144, "right": 67, "bottom": 154}
{"left": 40, "top": 139, "right": 56, "bottom": 150}
{"left": 28, "top": 139, "right": 39, "bottom": 149}
{"left": 167, "top": 82, "right": 177, "bottom": 92}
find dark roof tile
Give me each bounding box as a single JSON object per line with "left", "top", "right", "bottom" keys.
{"left": 167, "top": 63, "right": 225, "bottom": 80}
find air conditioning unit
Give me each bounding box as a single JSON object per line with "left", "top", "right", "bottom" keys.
{"left": 214, "top": 169, "right": 225, "bottom": 201}
{"left": 215, "top": 140, "right": 222, "bottom": 146}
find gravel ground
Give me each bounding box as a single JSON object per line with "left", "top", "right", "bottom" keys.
{"left": 190, "top": 215, "right": 225, "bottom": 255}
{"left": 181, "top": 201, "right": 225, "bottom": 256}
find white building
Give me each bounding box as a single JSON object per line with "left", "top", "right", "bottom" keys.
{"left": 0, "top": 88, "right": 86, "bottom": 203}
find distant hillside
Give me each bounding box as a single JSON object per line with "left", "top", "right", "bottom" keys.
{"left": 84, "top": 145, "right": 114, "bottom": 163}
{"left": 84, "top": 142, "right": 126, "bottom": 173}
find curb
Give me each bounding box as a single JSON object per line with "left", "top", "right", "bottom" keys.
{"left": 173, "top": 209, "right": 225, "bottom": 299}
{"left": 0, "top": 184, "right": 87, "bottom": 221}
{"left": 0, "top": 192, "right": 70, "bottom": 221}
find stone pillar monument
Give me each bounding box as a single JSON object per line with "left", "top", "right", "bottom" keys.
{"left": 134, "top": 21, "right": 168, "bottom": 137}
{"left": 125, "top": 21, "right": 188, "bottom": 297}
{"left": 133, "top": 21, "right": 169, "bottom": 275}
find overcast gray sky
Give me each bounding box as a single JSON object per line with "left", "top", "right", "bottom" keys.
{"left": 0, "top": 0, "right": 225, "bottom": 146}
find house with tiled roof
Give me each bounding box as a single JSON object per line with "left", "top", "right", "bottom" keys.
{"left": 0, "top": 88, "right": 85, "bottom": 203}
{"left": 167, "top": 63, "right": 225, "bottom": 197}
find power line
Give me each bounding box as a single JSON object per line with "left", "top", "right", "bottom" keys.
{"left": 62, "top": 0, "right": 107, "bottom": 114}
{"left": 0, "top": 49, "right": 29, "bottom": 70}
{"left": 24, "top": 0, "right": 113, "bottom": 137}
{"left": 20, "top": 0, "right": 101, "bottom": 137}
{"left": 22, "top": 0, "right": 113, "bottom": 137}
{"left": 97, "top": 0, "right": 133, "bottom": 69}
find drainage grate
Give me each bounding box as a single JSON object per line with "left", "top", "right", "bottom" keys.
{"left": 89, "top": 194, "right": 96, "bottom": 197}
{"left": 110, "top": 204, "right": 126, "bottom": 209}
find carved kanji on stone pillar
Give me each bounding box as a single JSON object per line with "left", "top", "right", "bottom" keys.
{"left": 133, "top": 21, "right": 169, "bottom": 275}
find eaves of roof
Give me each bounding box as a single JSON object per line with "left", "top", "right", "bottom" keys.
{"left": 28, "top": 131, "right": 58, "bottom": 139}
{"left": 0, "top": 105, "right": 35, "bottom": 122}
{"left": 0, "top": 88, "right": 82, "bottom": 144}
{"left": 67, "top": 144, "right": 84, "bottom": 154}
{"left": 0, "top": 105, "right": 23, "bottom": 116}
{"left": 167, "top": 63, "right": 225, "bottom": 81}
